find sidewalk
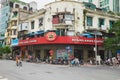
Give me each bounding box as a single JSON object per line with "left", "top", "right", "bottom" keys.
{"left": 0, "top": 76, "right": 8, "bottom": 80}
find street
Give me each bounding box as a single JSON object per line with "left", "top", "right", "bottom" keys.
{"left": 0, "top": 60, "right": 120, "bottom": 80}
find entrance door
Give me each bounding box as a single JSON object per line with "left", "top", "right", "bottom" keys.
{"left": 74, "top": 49, "right": 83, "bottom": 60}
{"left": 35, "top": 50, "right": 41, "bottom": 59}
{"left": 44, "top": 49, "right": 50, "bottom": 60}
{"left": 99, "top": 50, "right": 104, "bottom": 60}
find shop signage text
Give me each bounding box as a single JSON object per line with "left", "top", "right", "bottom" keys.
{"left": 19, "top": 40, "right": 37, "bottom": 44}
{"left": 72, "top": 38, "right": 103, "bottom": 43}
{"left": 19, "top": 36, "right": 104, "bottom": 46}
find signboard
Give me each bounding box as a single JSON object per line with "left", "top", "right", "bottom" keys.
{"left": 56, "top": 49, "right": 68, "bottom": 59}
{"left": 11, "top": 38, "right": 18, "bottom": 46}
{"left": 18, "top": 36, "right": 104, "bottom": 46}
{"left": 45, "top": 32, "right": 57, "bottom": 41}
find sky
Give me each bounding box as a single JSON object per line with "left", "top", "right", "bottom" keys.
{"left": 20, "top": 0, "right": 55, "bottom": 9}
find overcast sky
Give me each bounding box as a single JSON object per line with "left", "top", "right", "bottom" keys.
{"left": 20, "top": 0, "right": 55, "bottom": 9}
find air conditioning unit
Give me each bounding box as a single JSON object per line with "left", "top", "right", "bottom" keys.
{"left": 18, "top": 22, "right": 28, "bottom": 31}
{"left": 101, "top": 25, "right": 107, "bottom": 30}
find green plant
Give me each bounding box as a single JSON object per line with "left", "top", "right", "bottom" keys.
{"left": 3, "top": 46, "right": 11, "bottom": 54}
{"left": 104, "top": 20, "right": 120, "bottom": 54}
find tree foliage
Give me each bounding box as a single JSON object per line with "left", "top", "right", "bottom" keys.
{"left": 104, "top": 20, "right": 120, "bottom": 52}
{"left": 3, "top": 46, "right": 11, "bottom": 54}
{"left": 0, "top": 46, "right": 11, "bottom": 55}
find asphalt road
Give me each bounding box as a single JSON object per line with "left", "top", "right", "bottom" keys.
{"left": 0, "top": 60, "right": 120, "bottom": 80}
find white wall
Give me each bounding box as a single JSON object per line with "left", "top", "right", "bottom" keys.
{"left": 45, "top": 1, "right": 85, "bottom": 32}
{"left": 20, "top": 1, "right": 120, "bottom": 34}
{"left": 27, "top": 14, "right": 45, "bottom": 33}
{"left": 86, "top": 12, "right": 118, "bottom": 30}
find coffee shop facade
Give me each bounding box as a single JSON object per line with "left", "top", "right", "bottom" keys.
{"left": 18, "top": 32, "right": 104, "bottom": 61}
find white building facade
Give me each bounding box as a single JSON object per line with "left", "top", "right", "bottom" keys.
{"left": 17, "top": 1, "right": 120, "bottom": 61}
{"left": 21, "top": 1, "right": 120, "bottom": 34}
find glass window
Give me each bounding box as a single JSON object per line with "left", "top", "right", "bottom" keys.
{"left": 12, "top": 21, "right": 17, "bottom": 26}
{"left": 98, "top": 18, "right": 104, "bottom": 27}
{"left": 89, "top": 0, "right": 92, "bottom": 3}
{"left": 100, "top": 1, "right": 104, "bottom": 7}
{"left": 15, "top": 4, "right": 19, "bottom": 8}
{"left": 39, "top": 18, "right": 43, "bottom": 26}
{"left": 13, "top": 29, "right": 17, "bottom": 35}
{"left": 106, "top": 6, "right": 109, "bottom": 11}
{"left": 23, "top": 6, "right": 27, "bottom": 10}
{"left": 87, "top": 16, "right": 93, "bottom": 26}
{"left": 31, "top": 21, "right": 34, "bottom": 29}
{"left": 109, "top": 20, "right": 115, "bottom": 28}
{"left": 106, "top": 0, "right": 109, "bottom": 4}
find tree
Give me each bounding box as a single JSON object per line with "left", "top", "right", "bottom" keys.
{"left": 0, "top": 47, "right": 4, "bottom": 58}
{"left": 3, "top": 46, "right": 11, "bottom": 54}
{"left": 104, "top": 20, "right": 120, "bottom": 54}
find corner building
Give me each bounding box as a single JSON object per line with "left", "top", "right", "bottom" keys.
{"left": 18, "top": 1, "right": 120, "bottom": 62}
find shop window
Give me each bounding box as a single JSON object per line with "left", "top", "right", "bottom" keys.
{"left": 87, "top": 16, "right": 93, "bottom": 26}
{"left": 88, "top": 50, "right": 95, "bottom": 59}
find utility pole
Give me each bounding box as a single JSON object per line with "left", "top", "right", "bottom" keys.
{"left": 95, "top": 33, "right": 97, "bottom": 65}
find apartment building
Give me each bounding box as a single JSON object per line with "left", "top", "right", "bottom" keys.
{"left": 2, "top": 0, "right": 37, "bottom": 47}
{"left": 99, "top": 0, "right": 120, "bottom": 13}
{"left": 77, "top": 0, "right": 120, "bottom": 13}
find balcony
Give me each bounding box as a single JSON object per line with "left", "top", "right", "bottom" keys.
{"left": 11, "top": 26, "right": 17, "bottom": 29}
{"left": 52, "top": 14, "right": 74, "bottom": 27}
{"left": 11, "top": 35, "right": 17, "bottom": 38}
{"left": 18, "top": 22, "right": 28, "bottom": 31}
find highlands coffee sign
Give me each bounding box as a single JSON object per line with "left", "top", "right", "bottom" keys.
{"left": 45, "top": 32, "right": 57, "bottom": 41}
{"left": 72, "top": 38, "right": 103, "bottom": 43}
{"left": 19, "top": 39, "right": 37, "bottom": 45}
{"left": 18, "top": 36, "right": 104, "bottom": 46}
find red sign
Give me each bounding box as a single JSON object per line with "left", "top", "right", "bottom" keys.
{"left": 45, "top": 32, "right": 57, "bottom": 41}
{"left": 49, "top": 50, "right": 54, "bottom": 56}
{"left": 18, "top": 36, "right": 104, "bottom": 46}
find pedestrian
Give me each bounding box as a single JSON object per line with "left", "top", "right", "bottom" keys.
{"left": 15, "top": 56, "right": 19, "bottom": 66}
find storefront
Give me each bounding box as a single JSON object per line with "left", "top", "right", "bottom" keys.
{"left": 11, "top": 38, "right": 20, "bottom": 58}
{"left": 18, "top": 32, "right": 104, "bottom": 62}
